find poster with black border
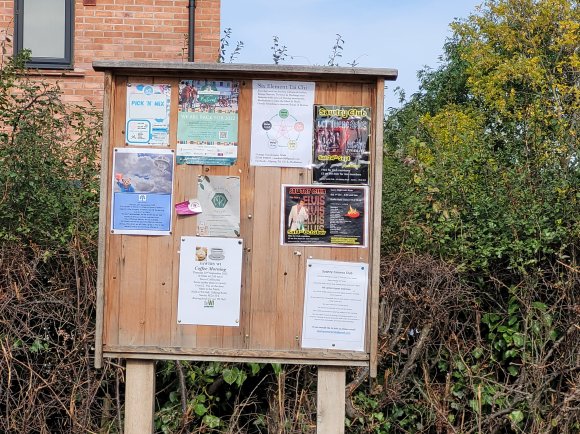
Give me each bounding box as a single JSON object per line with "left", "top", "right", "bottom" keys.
{"left": 281, "top": 185, "right": 368, "bottom": 247}
{"left": 312, "top": 105, "right": 371, "bottom": 184}
{"left": 111, "top": 148, "right": 174, "bottom": 235}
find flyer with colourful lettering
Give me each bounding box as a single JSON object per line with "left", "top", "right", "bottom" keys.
{"left": 312, "top": 105, "right": 371, "bottom": 184}
{"left": 177, "top": 79, "right": 240, "bottom": 165}
{"left": 281, "top": 184, "right": 368, "bottom": 247}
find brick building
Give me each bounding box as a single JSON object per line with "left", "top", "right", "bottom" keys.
{"left": 0, "top": 0, "right": 221, "bottom": 107}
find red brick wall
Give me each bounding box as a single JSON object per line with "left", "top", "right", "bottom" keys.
{"left": 0, "top": 0, "right": 221, "bottom": 107}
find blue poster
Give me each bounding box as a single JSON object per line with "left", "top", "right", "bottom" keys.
{"left": 111, "top": 148, "right": 174, "bottom": 235}
{"left": 125, "top": 84, "right": 171, "bottom": 146}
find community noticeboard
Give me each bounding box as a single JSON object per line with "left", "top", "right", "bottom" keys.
{"left": 93, "top": 61, "right": 397, "bottom": 377}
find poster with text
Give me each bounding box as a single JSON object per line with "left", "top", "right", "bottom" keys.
{"left": 281, "top": 185, "right": 368, "bottom": 247}
{"left": 125, "top": 83, "right": 171, "bottom": 146}
{"left": 250, "top": 80, "right": 315, "bottom": 167}
{"left": 177, "top": 79, "right": 240, "bottom": 165}
{"left": 177, "top": 237, "right": 243, "bottom": 326}
{"left": 302, "top": 259, "right": 368, "bottom": 351}
{"left": 111, "top": 148, "right": 174, "bottom": 235}
{"left": 197, "top": 175, "right": 240, "bottom": 237}
{"left": 313, "top": 105, "right": 371, "bottom": 184}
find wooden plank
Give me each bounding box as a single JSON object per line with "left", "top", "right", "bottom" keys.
{"left": 171, "top": 162, "right": 200, "bottom": 349}
{"left": 144, "top": 233, "right": 173, "bottom": 346}
{"left": 103, "top": 75, "right": 128, "bottom": 349}
{"left": 236, "top": 78, "right": 255, "bottom": 351}
{"left": 114, "top": 77, "right": 153, "bottom": 348}
{"left": 104, "top": 346, "right": 369, "bottom": 361}
{"left": 107, "top": 353, "right": 369, "bottom": 366}
{"left": 93, "top": 60, "right": 399, "bottom": 82}
{"left": 369, "top": 79, "right": 385, "bottom": 378}
{"left": 117, "top": 236, "right": 148, "bottom": 346}
{"left": 360, "top": 82, "right": 375, "bottom": 357}
{"left": 143, "top": 76, "right": 174, "bottom": 347}
{"left": 124, "top": 360, "right": 155, "bottom": 434}
{"left": 275, "top": 167, "right": 304, "bottom": 350}
{"left": 317, "top": 366, "right": 346, "bottom": 434}
{"left": 171, "top": 170, "right": 202, "bottom": 349}
{"left": 225, "top": 78, "right": 254, "bottom": 350}
{"left": 95, "top": 71, "right": 113, "bottom": 369}
{"left": 275, "top": 242, "right": 305, "bottom": 350}
{"left": 249, "top": 166, "right": 281, "bottom": 348}
{"left": 170, "top": 75, "right": 201, "bottom": 349}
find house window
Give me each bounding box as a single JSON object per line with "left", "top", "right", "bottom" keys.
{"left": 14, "top": 0, "right": 74, "bottom": 69}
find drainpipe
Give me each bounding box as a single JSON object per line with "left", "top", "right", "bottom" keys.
{"left": 188, "top": 0, "right": 196, "bottom": 62}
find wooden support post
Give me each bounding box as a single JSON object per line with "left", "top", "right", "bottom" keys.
{"left": 124, "top": 360, "right": 156, "bottom": 434}
{"left": 317, "top": 366, "right": 346, "bottom": 434}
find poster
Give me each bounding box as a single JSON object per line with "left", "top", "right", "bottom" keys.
{"left": 125, "top": 83, "right": 171, "bottom": 146}
{"left": 177, "top": 79, "right": 240, "bottom": 165}
{"left": 250, "top": 80, "right": 315, "bottom": 167}
{"left": 301, "top": 259, "right": 368, "bottom": 351}
{"left": 281, "top": 185, "right": 368, "bottom": 247}
{"left": 313, "top": 105, "right": 371, "bottom": 184}
{"left": 111, "top": 148, "right": 174, "bottom": 235}
{"left": 197, "top": 175, "right": 240, "bottom": 237}
{"left": 177, "top": 237, "right": 243, "bottom": 326}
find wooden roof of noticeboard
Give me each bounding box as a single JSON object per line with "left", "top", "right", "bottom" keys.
{"left": 92, "top": 61, "right": 398, "bottom": 82}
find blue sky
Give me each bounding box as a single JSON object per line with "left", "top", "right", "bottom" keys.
{"left": 221, "top": 0, "right": 483, "bottom": 107}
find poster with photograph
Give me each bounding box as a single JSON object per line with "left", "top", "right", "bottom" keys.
{"left": 125, "top": 83, "right": 171, "bottom": 146}
{"left": 281, "top": 185, "right": 368, "bottom": 247}
{"left": 177, "top": 237, "right": 243, "bottom": 326}
{"left": 302, "top": 259, "right": 368, "bottom": 351}
{"left": 313, "top": 105, "right": 371, "bottom": 184}
{"left": 197, "top": 175, "right": 240, "bottom": 237}
{"left": 177, "top": 79, "right": 240, "bottom": 165}
{"left": 250, "top": 80, "right": 315, "bottom": 167}
{"left": 111, "top": 148, "right": 174, "bottom": 235}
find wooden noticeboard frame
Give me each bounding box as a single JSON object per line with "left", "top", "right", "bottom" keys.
{"left": 93, "top": 61, "right": 397, "bottom": 377}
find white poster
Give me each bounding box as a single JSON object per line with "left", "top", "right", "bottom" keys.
{"left": 302, "top": 259, "right": 368, "bottom": 351}
{"left": 177, "top": 237, "right": 243, "bottom": 326}
{"left": 125, "top": 83, "right": 171, "bottom": 146}
{"left": 197, "top": 175, "right": 240, "bottom": 237}
{"left": 250, "top": 80, "right": 315, "bottom": 167}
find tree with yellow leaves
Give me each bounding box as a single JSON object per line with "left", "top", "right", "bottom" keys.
{"left": 374, "top": 1, "right": 579, "bottom": 433}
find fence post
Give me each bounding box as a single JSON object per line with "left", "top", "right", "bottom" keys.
{"left": 124, "top": 359, "right": 155, "bottom": 434}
